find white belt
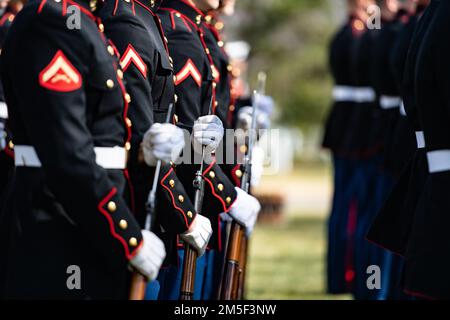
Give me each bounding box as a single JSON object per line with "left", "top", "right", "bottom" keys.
{"left": 380, "top": 95, "right": 401, "bottom": 110}
{"left": 0, "top": 102, "right": 7, "bottom": 119}
{"left": 427, "top": 150, "right": 450, "bottom": 173}
{"left": 14, "top": 145, "right": 127, "bottom": 169}
{"left": 333, "top": 86, "right": 376, "bottom": 103}
{"left": 415, "top": 131, "right": 425, "bottom": 149}
{"left": 399, "top": 100, "right": 407, "bottom": 116}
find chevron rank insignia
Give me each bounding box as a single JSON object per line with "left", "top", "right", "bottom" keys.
{"left": 120, "top": 44, "right": 148, "bottom": 78}
{"left": 39, "top": 50, "right": 82, "bottom": 92}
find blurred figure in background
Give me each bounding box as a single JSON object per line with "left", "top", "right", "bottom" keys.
{"left": 323, "top": 0, "right": 372, "bottom": 296}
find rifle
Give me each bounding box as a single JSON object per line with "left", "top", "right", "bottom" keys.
{"left": 220, "top": 72, "right": 266, "bottom": 300}
{"left": 129, "top": 104, "right": 174, "bottom": 300}
{"left": 179, "top": 95, "right": 214, "bottom": 300}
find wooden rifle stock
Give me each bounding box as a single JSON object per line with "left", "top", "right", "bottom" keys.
{"left": 237, "top": 235, "right": 248, "bottom": 299}
{"left": 180, "top": 243, "right": 198, "bottom": 300}
{"left": 129, "top": 273, "right": 147, "bottom": 300}
{"left": 220, "top": 222, "right": 245, "bottom": 299}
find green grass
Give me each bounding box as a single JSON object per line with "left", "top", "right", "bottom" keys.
{"left": 246, "top": 214, "right": 352, "bottom": 300}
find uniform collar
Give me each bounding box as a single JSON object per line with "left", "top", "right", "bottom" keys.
{"left": 162, "top": 0, "right": 205, "bottom": 25}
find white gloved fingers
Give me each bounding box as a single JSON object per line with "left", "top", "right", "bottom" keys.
{"left": 180, "top": 214, "right": 212, "bottom": 257}
{"left": 130, "top": 230, "right": 166, "bottom": 281}
{"left": 195, "top": 115, "right": 223, "bottom": 126}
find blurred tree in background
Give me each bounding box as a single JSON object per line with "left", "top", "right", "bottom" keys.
{"left": 230, "top": 0, "right": 345, "bottom": 130}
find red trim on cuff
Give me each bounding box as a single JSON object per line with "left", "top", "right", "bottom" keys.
{"left": 160, "top": 167, "right": 190, "bottom": 229}
{"left": 98, "top": 187, "right": 135, "bottom": 260}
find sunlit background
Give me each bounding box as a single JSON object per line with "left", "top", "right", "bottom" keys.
{"left": 225, "top": 0, "right": 351, "bottom": 300}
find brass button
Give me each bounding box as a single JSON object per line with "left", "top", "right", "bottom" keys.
{"left": 117, "top": 69, "right": 123, "bottom": 79}
{"left": 196, "top": 15, "right": 202, "bottom": 24}
{"left": 229, "top": 105, "right": 235, "bottom": 112}
{"left": 107, "top": 45, "right": 115, "bottom": 56}
{"left": 125, "top": 0, "right": 130, "bottom": 2}
{"left": 126, "top": 117, "right": 132, "bottom": 128}
{"left": 173, "top": 75, "right": 177, "bottom": 83}
{"left": 8, "top": 140, "right": 14, "bottom": 149}
{"left": 218, "top": 41, "right": 224, "bottom": 48}
{"left": 175, "top": 13, "right": 181, "bottom": 18}
{"left": 129, "top": 237, "right": 138, "bottom": 247}
{"left": 106, "top": 79, "right": 114, "bottom": 89}
{"left": 209, "top": 171, "right": 215, "bottom": 179}
{"left": 215, "top": 22, "right": 224, "bottom": 30}
{"left": 205, "top": 48, "right": 210, "bottom": 55}
{"left": 119, "top": 219, "right": 128, "bottom": 230}
{"left": 125, "top": 142, "right": 131, "bottom": 151}
{"left": 164, "top": 36, "right": 169, "bottom": 43}
{"left": 169, "top": 56, "right": 173, "bottom": 64}
{"left": 178, "top": 195, "right": 184, "bottom": 203}
{"left": 227, "top": 64, "right": 233, "bottom": 72}
{"left": 107, "top": 201, "right": 117, "bottom": 213}
{"left": 98, "top": 23, "right": 105, "bottom": 33}
{"left": 212, "top": 82, "right": 217, "bottom": 88}
{"left": 240, "top": 144, "right": 248, "bottom": 154}
{"left": 125, "top": 93, "right": 132, "bottom": 103}
{"left": 226, "top": 197, "right": 232, "bottom": 205}
{"left": 205, "top": 15, "right": 212, "bottom": 23}
{"left": 217, "top": 183, "right": 224, "bottom": 192}
{"left": 173, "top": 114, "right": 179, "bottom": 123}
{"left": 235, "top": 169, "right": 243, "bottom": 178}
{"left": 214, "top": 101, "right": 218, "bottom": 107}
{"left": 169, "top": 179, "right": 175, "bottom": 188}
{"left": 187, "top": 211, "right": 193, "bottom": 218}
{"left": 174, "top": 94, "right": 178, "bottom": 103}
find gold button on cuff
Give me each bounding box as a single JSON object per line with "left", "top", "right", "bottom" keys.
{"left": 205, "top": 15, "right": 212, "bottom": 23}
{"left": 209, "top": 171, "right": 215, "bottom": 179}
{"left": 129, "top": 237, "right": 138, "bottom": 247}
{"left": 126, "top": 117, "right": 132, "bottom": 128}
{"left": 235, "top": 169, "right": 243, "bottom": 178}
{"left": 8, "top": 140, "right": 14, "bottom": 149}
{"left": 107, "top": 201, "right": 117, "bottom": 213}
{"left": 226, "top": 197, "right": 232, "bottom": 205}
{"left": 107, "top": 45, "right": 115, "bottom": 56}
{"left": 125, "top": 142, "right": 131, "bottom": 151}
{"left": 187, "top": 211, "right": 193, "bottom": 218}
{"left": 125, "top": 93, "right": 132, "bottom": 103}
{"left": 164, "top": 36, "right": 169, "bottom": 43}
{"left": 205, "top": 48, "right": 210, "bottom": 54}
{"left": 218, "top": 41, "right": 224, "bottom": 48}
{"left": 119, "top": 219, "right": 128, "bottom": 230}
{"left": 217, "top": 183, "right": 224, "bottom": 192}
{"left": 174, "top": 94, "right": 178, "bottom": 103}
{"left": 98, "top": 23, "right": 105, "bottom": 33}
{"left": 176, "top": 13, "right": 181, "bottom": 18}
{"left": 178, "top": 195, "right": 184, "bottom": 203}
{"left": 215, "top": 22, "right": 224, "bottom": 30}
{"left": 117, "top": 70, "right": 123, "bottom": 79}
{"left": 169, "top": 179, "right": 175, "bottom": 188}
{"left": 106, "top": 79, "right": 114, "bottom": 89}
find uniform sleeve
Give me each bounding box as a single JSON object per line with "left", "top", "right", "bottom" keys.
{"left": 166, "top": 28, "right": 211, "bottom": 130}
{"left": 104, "top": 17, "right": 154, "bottom": 168}
{"left": 4, "top": 19, "right": 143, "bottom": 269}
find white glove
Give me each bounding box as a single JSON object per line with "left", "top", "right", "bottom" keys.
{"left": 129, "top": 230, "right": 166, "bottom": 281}
{"left": 192, "top": 115, "right": 224, "bottom": 154}
{"left": 0, "top": 122, "right": 6, "bottom": 151}
{"left": 237, "top": 106, "right": 271, "bottom": 131}
{"left": 228, "top": 187, "right": 261, "bottom": 236}
{"left": 257, "top": 95, "right": 275, "bottom": 115}
{"left": 142, "top": 123, "right": 185, "bottom": 166}
{"left": 180, "top": 214, "right": 213, "bottom": 257}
